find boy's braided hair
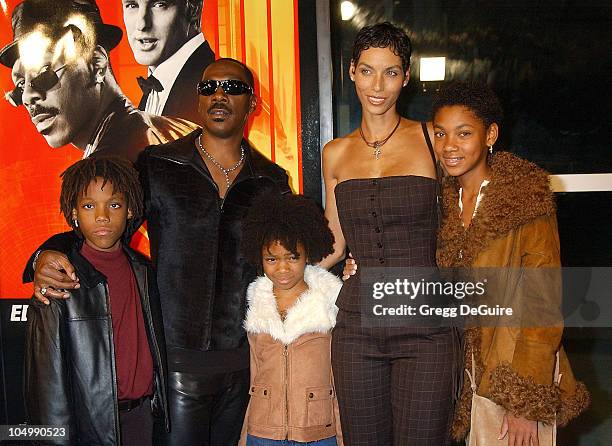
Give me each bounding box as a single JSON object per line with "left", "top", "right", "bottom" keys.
{"left": 59, "top": 156, "right": 143, "bottom": 239}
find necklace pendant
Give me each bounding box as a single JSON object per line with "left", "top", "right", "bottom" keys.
{"left": 373, "top": 143, "right": 382, "bottom": 160}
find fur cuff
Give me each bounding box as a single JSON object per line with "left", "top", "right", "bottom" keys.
{"left": 451, "top": 385, "right": 472, "bottom": 441}
{"left": 557, "top": 381, "right": 590, "bottom": 426}
{"left": 451, "top": 327, "right": 483, "bottom": 441}
{"left": 488, "top": 363, "right": 561, "bottom": 423}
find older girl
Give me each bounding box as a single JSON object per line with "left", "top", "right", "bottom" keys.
{"left": 433, "top": 81, "right": 589, "bottom": 446}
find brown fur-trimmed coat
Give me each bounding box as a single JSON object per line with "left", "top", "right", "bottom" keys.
{"left": 437, "top": 152, "right": 589, "bottom": 441}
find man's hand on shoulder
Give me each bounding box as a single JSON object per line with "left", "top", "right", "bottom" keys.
{"left": 34, "top": 251, "right": 79, "bottom": 305}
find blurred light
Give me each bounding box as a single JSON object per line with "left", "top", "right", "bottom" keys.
{"left": 54, "top": 29, "right": 77, "bottom": 64}
{"left": 63, "top": 13, "right": 96, "bottom": 54}
{"left": 341, "top": 1, "right": 356, "bottom": 21}
{"left": 0, "top": 0, "right": 7, "bottom": 16}
{"left": 63, "top": 13, "right": 89, "bottom": 35}
{"left": 419, "top": 57, "right": 446, "bottom": 81}
{"left": 18, "top": 31, "right": 51, "bottom": 70}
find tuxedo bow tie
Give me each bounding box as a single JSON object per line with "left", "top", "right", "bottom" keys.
{"left": 137, "top": 75, "right": 164, "bottom": 95}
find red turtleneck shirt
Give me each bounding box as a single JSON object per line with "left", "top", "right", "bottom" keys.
{"left": 81, "top": 242, "right": 154, "bottom": 400}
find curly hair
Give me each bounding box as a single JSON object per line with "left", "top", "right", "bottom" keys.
{"left": 432, "top": 80, "right": 503, "bottom": 129}
{"left": 351, "top": 22, "right": 412, "bottom": 72}
{"left": 241, "top": 193, "right": 335, "bottom": 271}
{"left": 59, "top": 156, "right": 143, "bottom": 239}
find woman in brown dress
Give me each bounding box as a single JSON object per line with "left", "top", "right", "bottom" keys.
{"left": 320, "top": 23, "right": 457, "bottom": 446}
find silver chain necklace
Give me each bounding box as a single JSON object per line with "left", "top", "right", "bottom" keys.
{"left": 197, "top": 134, "right": 245, "bottom": 188}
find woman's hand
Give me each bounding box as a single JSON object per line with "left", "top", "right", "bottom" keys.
{"left": 342, "top": 253, "right": 357, "bottom": 281}
{"left": 499, "top": 412, "right": 539, "bottom": 446}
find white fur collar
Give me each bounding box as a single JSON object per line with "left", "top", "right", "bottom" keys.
{"left": 244, "top": 265, "right": 342, "bottom": 345}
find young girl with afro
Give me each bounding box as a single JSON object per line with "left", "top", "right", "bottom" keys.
{"left": 239, "top": 193, "right": 343, "bottom": 446}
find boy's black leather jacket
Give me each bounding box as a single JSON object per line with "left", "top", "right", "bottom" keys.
{"left": 24, "top": 131, "right": 292, "bottom": 372}
{"left": 24, "top": 236, "right": 168, "bottom": 445}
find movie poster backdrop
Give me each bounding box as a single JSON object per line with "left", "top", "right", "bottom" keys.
{"left": 0, "top": 0, "right": 303, "bottom": 423}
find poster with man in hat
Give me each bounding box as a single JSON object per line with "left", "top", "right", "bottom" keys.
{"left": 0, "top": 0, "right": 196, "bottom": 162}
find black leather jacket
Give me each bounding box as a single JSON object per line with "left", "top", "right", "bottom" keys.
{"left": 24, "top": 130, "right": 291, "bottom": 370}
{"left": 24, "top": 238, "right": 168, "bottom": 445}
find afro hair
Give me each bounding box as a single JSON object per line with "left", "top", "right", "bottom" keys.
{"left": 241, "top": 193, "right": 334, "bottom": 271}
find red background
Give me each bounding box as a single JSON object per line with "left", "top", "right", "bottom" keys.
{"left": 0, "top": 1, "right": 219, "bottom": 298}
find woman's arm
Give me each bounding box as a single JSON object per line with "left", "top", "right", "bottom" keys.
{"left": 319, "top": 141, "right": 347, "bottom": 270}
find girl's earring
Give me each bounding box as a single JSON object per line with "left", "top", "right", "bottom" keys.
{"left": 488, "top": 144, "right": 494, "bottom": 154}
{"left": 73, "top": 218, "right": 79, "bottom": 228}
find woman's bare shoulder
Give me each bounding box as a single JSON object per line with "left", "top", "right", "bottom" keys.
{"left": 398, "top": 118, "right": 434, "bottom": 149}
{"left": 399, "top": 117, "right": 431, "bottom": 134}
{"left": 323, "top": 131, "right": 359, "bottom": 160}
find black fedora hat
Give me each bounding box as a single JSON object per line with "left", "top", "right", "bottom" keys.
{"left": 0, "top": 0, "right": 122, "bottom": 68}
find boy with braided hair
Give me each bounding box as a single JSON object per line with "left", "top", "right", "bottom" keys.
{"left": 25, "top": 156, "right": 168, "bottom": 445}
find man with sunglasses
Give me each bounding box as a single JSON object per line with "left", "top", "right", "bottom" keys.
{"left": 26, "top": 57, "right": 292, "bottom": 445}
{"left": 0, "top": 0, "right": 196, "bottom": 162}
{"left": 122, "top": 0, "right": 215, "bottom": 123}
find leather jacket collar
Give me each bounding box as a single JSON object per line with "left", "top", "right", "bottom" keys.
{"left": 149, "top": 129, "right": 281, "bottom": 183}
{"left": 68, "top": 238, "right": 149, "bottom": 289}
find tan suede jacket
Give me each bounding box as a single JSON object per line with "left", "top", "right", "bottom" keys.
{"left": 239, "top": 266, "right": 343, "bottom": 445}
{"left": 437, "top": 152, "right": 589, "bottom": 441}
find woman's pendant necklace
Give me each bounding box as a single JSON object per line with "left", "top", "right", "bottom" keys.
{"left": 359, "top": 116, "right": 402, "bottom": 160}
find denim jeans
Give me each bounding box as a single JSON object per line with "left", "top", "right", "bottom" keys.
{"left": 246, "top": 434, "right": 337, "bottom": 446}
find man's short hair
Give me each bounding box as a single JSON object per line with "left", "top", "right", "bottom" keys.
{"left": 351, "top": 22, "right": 412, "bottom": 73}
{"left": 214, "top": 57, "right": 255, "bottom": 88}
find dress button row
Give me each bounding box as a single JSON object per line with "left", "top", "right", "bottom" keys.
{"left": 371, "top": 211, "right": 377, "bottom": 217}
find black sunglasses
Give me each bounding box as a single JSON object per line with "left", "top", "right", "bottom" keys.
{"left": 6, "top": 64, "right": 67, "bottom": 107}
{"left": 197, "top": 79, "right": 253, "bottom": 96}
